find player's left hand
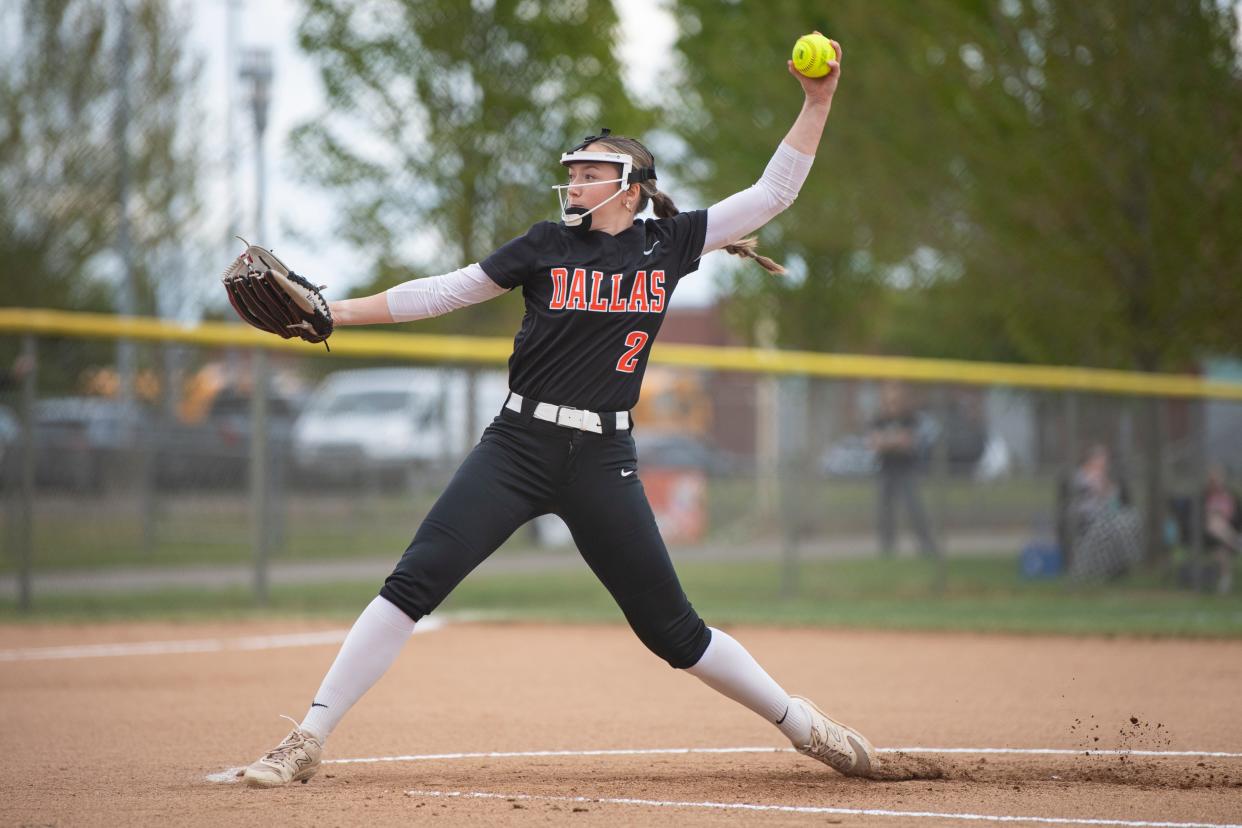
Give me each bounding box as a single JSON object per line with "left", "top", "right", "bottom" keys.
{"left": 221, "top": 240, "right": 334, "bottom": 348}
{"left": 788, "top": 35, "right": 842, "bottom": 105}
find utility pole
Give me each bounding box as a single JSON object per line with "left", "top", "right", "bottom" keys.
{"left": 224, "top": 0, "right": 241, "bottom": 256}
{"left": 240, "top": 46, "right": 274, "bottom": 604}
{"left": 241, "top": 47, "right": 272, "bottom": 243}
{"left": 115, "top": 0, "right": 136, "bottom": 409}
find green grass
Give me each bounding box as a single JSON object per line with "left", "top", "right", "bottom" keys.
{"left": 5, "top": 556, "right": 1241, "bottom": 637}
{"left": 0, "top": 488, "right": 449, "bottom": 572}
{"left": 2, "top": 475, "right": 1056, "bottom": 572}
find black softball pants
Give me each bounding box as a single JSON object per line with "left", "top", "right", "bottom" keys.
{"left": 379, "top": 405, "right": 712, "bottom": 669}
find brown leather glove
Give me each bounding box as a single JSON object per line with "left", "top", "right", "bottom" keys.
{"left": 222, "top": 239, "right": 333, "bottom": 348}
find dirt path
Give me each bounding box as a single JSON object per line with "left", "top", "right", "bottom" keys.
{"left": 2, "top": 620, "right": 1239, "bottom": 826}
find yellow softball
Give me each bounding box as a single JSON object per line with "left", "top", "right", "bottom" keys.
{"left": 792, "top": 32, "right": 836, "bottom": 78}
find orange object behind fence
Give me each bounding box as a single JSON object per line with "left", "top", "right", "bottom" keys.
{"left": 642, "top": 467, "right": 706, "bottom": 544}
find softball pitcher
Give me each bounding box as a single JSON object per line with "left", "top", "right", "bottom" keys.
{"left": 242, "top": 39, "right": 875, "bottom": 787}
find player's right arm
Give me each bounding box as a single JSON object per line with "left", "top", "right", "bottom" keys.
{"left": 330, "top": 263, "right": 507, "bottom": 326}
{"left": 700, "top": 39, "right": 842, "bottom": 257}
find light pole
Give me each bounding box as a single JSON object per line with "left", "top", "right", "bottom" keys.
{"left": 115, "top": 0, "right": 135, "bottom": 411}
{"left": 224, "top": 0, "right": 242, "bottom": 258}
{"left": 239, "top": 46, "right": 274, "bottom": 604}
{"left": 239, "top": 47, "right": 272, "bottom": 241}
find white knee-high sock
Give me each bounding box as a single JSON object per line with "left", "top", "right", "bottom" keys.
{"left": 683, "top": 627, "right": 811, "bottom": 745}
{"left": 298, "top": 595, "right": 415, "bottom": 741}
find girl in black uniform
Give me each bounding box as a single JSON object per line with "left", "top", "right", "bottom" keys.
{"left": 244, "top": 39, "right": 875, "bottom": 787}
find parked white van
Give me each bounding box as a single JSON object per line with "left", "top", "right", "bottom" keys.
{"left": 292, "top": 368, "right": 508, "bottom": 483}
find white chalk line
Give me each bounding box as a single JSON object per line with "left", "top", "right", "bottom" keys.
{"left": 0, "top": 616, "right": 444, "bottom": 662}
{"left": 895, "top": 747, "right": 1242, "bottom": 759}
{"left": 205, "top": 747, "right": 781, "bottom": 782}
{"left": 403, "top": 789, "right": 1242, "bottom": 828}
{"left": 204, "top": 744, "right": 1242, "bottom": 784}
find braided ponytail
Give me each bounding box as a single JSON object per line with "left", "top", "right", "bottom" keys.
{"left": 723, "top": 237, "right": 787, "bottom": 275}
{"left": 592, "top": 134, "right": 786, "bottom": 274}
{"left": 643, "top": 184, "right": 679, "bottom": 219}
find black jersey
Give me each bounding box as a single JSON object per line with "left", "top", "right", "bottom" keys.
{"left": 480, "top": 210, "right": 708, "bottom": 412}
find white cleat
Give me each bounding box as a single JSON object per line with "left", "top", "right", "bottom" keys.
{"left": 790, "top": 695, "right": 876, "bottom": 778}
{"left": 243, "top": 716, "right": 323, "bottom": 788}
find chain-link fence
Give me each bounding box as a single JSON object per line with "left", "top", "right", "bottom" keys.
{"left": 3, "top": 314, "right": 1242, "bottom": 613}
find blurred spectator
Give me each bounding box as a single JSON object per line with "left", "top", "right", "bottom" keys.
{"left": 0, "top": 355, "right": 32, "bottom": 484}
{"left": 867, "top": 381, "right": 938, "bottom": 559}
{"left": 0, "top": 353, "right": 34, "bottom": 392}
{"left": 1066, "top": 443, "right": 1141, "bottom": 581}
{"left": 1203, "top": 464, "right": 1241, "bottom": 594}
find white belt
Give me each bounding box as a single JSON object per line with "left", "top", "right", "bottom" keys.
{"left": 504, "top": 392, "right": 630, "bottom": 434}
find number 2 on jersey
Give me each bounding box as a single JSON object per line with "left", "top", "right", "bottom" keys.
{"left": 616, "top": 331, "right": 650, "bottom": 373}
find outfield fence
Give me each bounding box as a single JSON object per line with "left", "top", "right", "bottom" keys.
{"left": 2, "top": 308, "right": 1240, "bottom": 612}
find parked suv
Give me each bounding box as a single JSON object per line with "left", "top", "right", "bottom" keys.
{"left": 292, "top": 368, "right": 506, "bottom": 485}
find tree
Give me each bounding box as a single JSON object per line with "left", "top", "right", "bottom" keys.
{"left": 904, "top": 0, "right": 1242, "bottom": 372}
{"left": 292, "top": 0, "right": 650, "bottom": 335}
{"left": 668, "top": 0, "right": 1242, "bottom": 368}
{"left": 0, "top": 0, "right": 203, "bottom": 316}
{"left": 666, "top": 1, "right": 957, "bottom": 353}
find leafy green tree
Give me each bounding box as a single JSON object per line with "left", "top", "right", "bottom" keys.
{"left": 669, "top": 0, "right": 1242, "bottom": 370}
{"left": 0, "top": 0, "right": 202, "bottom": 315}
{"left": 902, "top": 0, "right": 1242, "bottom": 372}
{"left": 292, "top": 0, "right": 649, "bottom": 334}
{"left": 667, "top": 1, "right": 954, "bottom": 352}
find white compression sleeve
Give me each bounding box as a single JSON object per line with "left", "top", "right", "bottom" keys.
{"left": 683, "top": 627, "right": 812, "bottom": 745}
{"left": 299, "top": 595, "right": 416, "bottom": 741}
{"left": 702, "top": 142, "right": 815, "bottom": 255}
{"left": 384, "top": 262, "right": 507, "bottom": 323}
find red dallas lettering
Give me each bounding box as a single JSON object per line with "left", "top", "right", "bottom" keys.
{"left": 608, "top": 273, "right": 627, "bottom": 312}
{"left": 565, "top": 267, "right": 588, "bottom": 310}
{"left": 548, "top": 268, "right": 568, "bottom": 310}
{"left": 588, "top": 271, "right": 609, "bottom": 312}
{"left": 649, "top": 270, "right": 666, "bottom": 313}
{"left": 628, "top": 270, "right": 650, "bottom": 312}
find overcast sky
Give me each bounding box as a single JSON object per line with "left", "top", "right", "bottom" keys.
{"left": 186, "top": 0, "right": 731, "bottom": 313}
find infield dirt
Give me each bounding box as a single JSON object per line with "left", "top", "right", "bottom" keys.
{"left": 3, "top": 621, "right": 1240, "bottom": 826}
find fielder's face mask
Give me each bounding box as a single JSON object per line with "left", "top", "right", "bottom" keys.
{"left": 553, "top": 128, "right": 657, "bottom": 231}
